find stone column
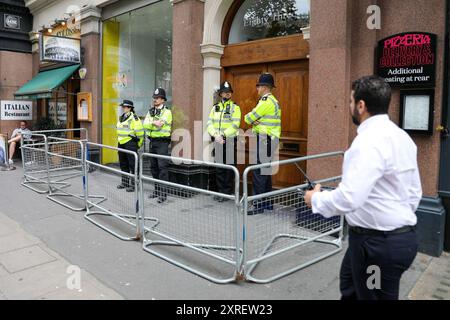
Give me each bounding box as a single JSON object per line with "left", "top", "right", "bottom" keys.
{"left": 307, "top": 0, "right": 353, "bottom": 180}
{"left": 80, "top": 5, "right": 102, "bottom": 143}
{"left": 171, "top": 0, "right": 205, "bottom": 159}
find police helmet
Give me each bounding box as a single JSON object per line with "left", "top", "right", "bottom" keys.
{"left": 153, "top": 88, "right": 167, "bottom": 100}
{"left": 257, "top": 73, "right": 276, "bottom": 88}
{"left": 219, "top": 81, "right": 233, "bottom": 94}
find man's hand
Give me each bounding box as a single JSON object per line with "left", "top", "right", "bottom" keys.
{"left": 304, "top": 184, "right": 322, "bottom": 208}
{"left": 215, "top": 135, "right": 224, "bottom": 145}
{"left": 153, "top": 120, "right": 164, "bottom": 128}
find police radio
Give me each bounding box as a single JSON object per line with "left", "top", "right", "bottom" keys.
{"left": 224, "top": 105, "right": 231, "bottom": 115}
{"left": 150, "top": 107, "right": 161, "bottom": 117}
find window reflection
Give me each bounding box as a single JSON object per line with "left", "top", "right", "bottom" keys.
{"left": 229, "top": 0, "right": 310, "bottom": 44}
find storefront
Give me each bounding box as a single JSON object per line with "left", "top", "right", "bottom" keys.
{"left": 101, "top": 0, "right": 172, "bottom": 163}
{"left": 12, "top": 17, "right": 82, "bottom": 138}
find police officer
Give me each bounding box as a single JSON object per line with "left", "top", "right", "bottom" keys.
{"left": 116, "top": 100, "right": 144, "bottom": 192}
{"left": 144, "top": 88, "right": 173, "bottom": 203}
{"left": 207, "top": 81, "right": 241, "bottom": 202}
{"left": 245, "top": 73, "right": 281, "bottom": 215}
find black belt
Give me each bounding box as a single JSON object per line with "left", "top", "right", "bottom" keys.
{"left": 148, "top": 137, "right": 171, "bottom": 142}
{"left": 349, "top": 225, "right": 416, "bottom": 236}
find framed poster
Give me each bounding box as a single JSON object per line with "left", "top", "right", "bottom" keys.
{"left": 40, "top": 35, "right": 81, "bottom": 64}
{"left": 77, "top": 92, "right": 92, "bottom": 122}
{"left": 399, "top": 89, "right": 435, "bottom": 135}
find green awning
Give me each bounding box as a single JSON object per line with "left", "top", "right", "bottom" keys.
{"left": 14, "top": 64, "right": 80, "bottom": 100}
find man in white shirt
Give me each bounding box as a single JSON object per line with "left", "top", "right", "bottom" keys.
{"left": 8, "top": 120, "right": 32, "bottom": 165}
{"left": 305, "top": 75, "right": 421, "bottom": 300}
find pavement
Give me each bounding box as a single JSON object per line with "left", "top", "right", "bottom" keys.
{"left": 0, "top": 161, "right": 445, "bottom": 300}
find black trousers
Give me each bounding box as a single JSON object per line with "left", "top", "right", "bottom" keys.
{"left": 340, "top": 228, "right": 418, "bottom": 300}
{"left": 252, "top": 135, "right": 279, "bottom": 208}
{"left": 213, "top": 137, "right": 237, "bottom": 195}
{"left": 149, "top": 138, "right": 170, "bottom": 198}
{"left": 118, "top": 140, "right": 138, "bottom": 187}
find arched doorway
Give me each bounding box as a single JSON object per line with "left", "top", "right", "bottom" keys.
{"left": 221, "top": 0, "right": 310, "bottom": 188}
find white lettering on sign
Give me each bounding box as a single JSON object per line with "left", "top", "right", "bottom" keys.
{"left": 0, "top": 101, "right": 33, "bottom": 120}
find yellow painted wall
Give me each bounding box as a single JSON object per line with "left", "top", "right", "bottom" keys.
{"left": 102, "top": 20, "right": 120, "bottom": 164}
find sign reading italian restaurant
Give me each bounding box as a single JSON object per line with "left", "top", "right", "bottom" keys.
{"left": 40, "top": 35, "right": 81, "bottom": 64}
{"left": 0, "top": 100, "right": 33, "bottom": 120}
{"left": 377, "top": 32, "right": 437, "bottom": 88}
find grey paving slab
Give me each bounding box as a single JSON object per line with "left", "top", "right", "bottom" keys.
{"left": 409, "top": 252, "right": 450, "bottom": 300}
{"left": 0, "top": 232, "right": 41, "bottom": 254}
{"left": 0, "top": 265, "right": 8, "bottom": 277}
{"left": 0, "top": 245, "right": 57, "bottom": 273}
{"left": 0, "top": 260, "right": 73, "bottom": 299}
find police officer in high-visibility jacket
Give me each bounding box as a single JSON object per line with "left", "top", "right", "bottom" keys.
{"left": 245, "top": 73, "right": 281, "bottom": 215}
{"left": 116, "top": 100, "right": 144, "bottom": 192}
{"left": 144, "top": 88, "right": 173, "bottom": 203}
{"left": 207, "top": 81, "right": 241, "bottom": 202}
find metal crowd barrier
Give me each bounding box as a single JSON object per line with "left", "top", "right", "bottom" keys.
{"left": 19, "top": 133, "right": 345, "bottom": 284}
{"left": 20, "top": 129, "right": 89, "bottom": 194}
{"left": 139, "top": 153, "right": 242, "bottom": 284}
{"left": 84, "top": 142, "right": 156, "bottom": 241}
{"left": 242, "top": 151, "right": 345, "bottom": 283}
{"left": 31, "top": 128, "right": 88, "bottom": 140}
{"left": 20, "top": 133, "right": 54, "bottom": 193}
{"left": 46, "top": 137, "right": 105, "bottom": 211}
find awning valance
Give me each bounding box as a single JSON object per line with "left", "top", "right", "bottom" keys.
{"left": 14, "top": 64, "right": 80, "bottom": 100}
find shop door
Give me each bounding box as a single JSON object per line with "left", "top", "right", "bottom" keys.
{"left": 223, "top": 59, "right": 309, "bottom": 189}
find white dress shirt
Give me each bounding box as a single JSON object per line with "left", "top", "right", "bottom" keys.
{"left": 312, "top": 114, "right": 422, "bottom": 231}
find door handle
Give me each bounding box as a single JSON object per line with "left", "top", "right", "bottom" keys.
{"left": 437, "top": 125, "right": 450, "bottom": 138}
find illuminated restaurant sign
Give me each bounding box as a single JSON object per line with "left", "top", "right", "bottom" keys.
{"left": 376, "top": 32, "right": 437, "bottom": 88}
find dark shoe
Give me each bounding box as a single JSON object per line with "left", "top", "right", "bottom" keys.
{"left": 148, "top": 192, "right": 158, "bottom": 199}
{"left": 126, "top": 187, "right": 135, "bottom": 193}
{"left": 117, "top": 184, "right": 126, "bottom": 190}
{"left": 157, "top": 197, "right": 167, "bottom": 204}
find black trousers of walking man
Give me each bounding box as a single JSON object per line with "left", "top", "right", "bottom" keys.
{"left": 340, "top": 228, "right": 418, "bottom": 300}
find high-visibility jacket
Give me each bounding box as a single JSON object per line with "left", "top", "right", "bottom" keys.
{"left": 245, "top": 93, "right": 281, "bottom": 139}
{"left": 143, "top": 105, "right": 173, "bottom": 139}
{"left": 207, "top": 100, "right": 241, "bottom": 138}
{"left": 117, "top": 112, "right": 145, "bottom": 148}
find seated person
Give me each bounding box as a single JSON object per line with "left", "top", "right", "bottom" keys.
{"left": 8, "top": 120, "right": 31, "bottom": 165}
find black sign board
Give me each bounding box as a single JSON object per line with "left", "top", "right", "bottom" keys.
{"left": 376, "top": 32, "right": 437, "bottom": 88}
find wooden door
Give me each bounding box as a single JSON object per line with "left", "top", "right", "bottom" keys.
{"left": 222, "top": 37, "right": 309, "bottom": 188}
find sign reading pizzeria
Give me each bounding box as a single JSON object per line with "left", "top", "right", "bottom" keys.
{"left": 376, "top": 32, "right": 437, "bottom": 88}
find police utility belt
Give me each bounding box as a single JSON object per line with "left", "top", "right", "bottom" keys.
{"left": 148, "top": 136, "right": 171, "bottom": 143}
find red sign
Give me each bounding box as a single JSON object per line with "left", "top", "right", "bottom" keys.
{"left": 377, "top": 32, "right": 437, "bottom": 88}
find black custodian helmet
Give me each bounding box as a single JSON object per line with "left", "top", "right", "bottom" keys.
{"left": 153, "top": 88, "right": 167, "bottom": 100}
{"left": 257, "top": 73, "right": 275, "bottom": 88}
{"left": 219, "top": 81, "right": 233, "bottom": 94}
